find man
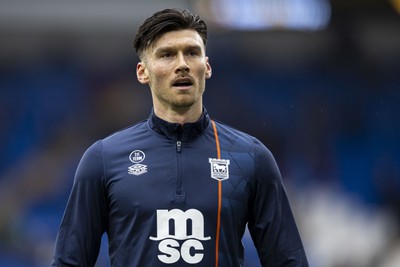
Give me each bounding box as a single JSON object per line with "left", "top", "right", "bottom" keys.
{"left": 52, "top": 8, "right": 308, "bottom": 267}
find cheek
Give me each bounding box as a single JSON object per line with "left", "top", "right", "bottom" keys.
{"left": 192, "top": 63, "right": 206, "bottom": 74}
{"left": 152, "top": 64, "right": 170, "bottom": 79}
{"left": 147, "top": 68, "right": 167, "bottom": 84}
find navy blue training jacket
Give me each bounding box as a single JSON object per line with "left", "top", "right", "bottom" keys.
{"left": 52, "top": 108, "right": 308, "bottom": 267}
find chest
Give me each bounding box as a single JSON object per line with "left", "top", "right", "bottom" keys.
{"left": 104, "top": 132, "right": 254, "bottom": 218}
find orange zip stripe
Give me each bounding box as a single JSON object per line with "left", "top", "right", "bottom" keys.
{"left": 215, "top": 180, "right": 222, "bottom": 267}
{"left": 211, "top": 120, "right": 222, "bottom": 267}
{"left": 211, "top": 120, "right": 221, "bottom": 159}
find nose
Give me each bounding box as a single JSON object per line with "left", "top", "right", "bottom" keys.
{"left": 175, "top": 53, "right": 190, "bottom": 74}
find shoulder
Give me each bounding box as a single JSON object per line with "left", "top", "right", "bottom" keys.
{"left": 212, "top": 120, "right": 254, "bottom": 142}
{"left": 212, "top": 120, "right": 279, "bottom": 177}
{"left": 84, "top": 119, "right": 149, "bottom": 155}
{"left": 101, "top": 119, "right": 148, "bottom": 145}
{"left": 81, "top": 119, "right": 148, "bottom": 161}
{"left": 212, "top": 119, "right": 270, "bottom": 152}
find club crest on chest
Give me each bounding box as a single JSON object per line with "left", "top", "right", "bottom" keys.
{"left": 209, "top": 158, "right": 230, "bottom": 181}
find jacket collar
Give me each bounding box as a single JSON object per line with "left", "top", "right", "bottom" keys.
{"left": 148, "top": 108, "right": 210, "bottom": 141}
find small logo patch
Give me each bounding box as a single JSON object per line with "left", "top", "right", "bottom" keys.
{"left": 128, "top": 150, "right": 147, "bottom": 176}
{"left": 129, "top": 150, "right": 145, "bottom": 163}
{"left": 128, "top": 164, "right": 147, "bottom": 176}
{"left": 209, "top": 158, "right": 230, "bottom": 181}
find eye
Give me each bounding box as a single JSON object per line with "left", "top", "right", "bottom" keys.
{"left": 186, "top": 49, "right": 200, "bottom": 57}
{"left": 160, "top": 52, "right": 173, "bottom": 58}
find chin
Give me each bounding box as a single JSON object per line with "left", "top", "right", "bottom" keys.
{"left": 172, "top": 102, "right": 196, "bottom": 109}
{"left": 172, "top": 97, "right": 198, "bottom": 108}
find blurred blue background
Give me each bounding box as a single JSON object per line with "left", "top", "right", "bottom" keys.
{"left": 0, "top": 0, "right": 399, "bottom": 266}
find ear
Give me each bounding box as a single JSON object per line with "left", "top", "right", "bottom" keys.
{"left": 136, "top": 62, "right": 150, "bottom": 84}
{"left": 205, "top": 57, "right": 212, "bottom": 79}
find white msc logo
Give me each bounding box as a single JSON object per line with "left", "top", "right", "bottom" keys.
{"left": 128, "top": 150, "right": 147, "bottom": 176}
{"left": 209, "top": 158, "right": 230, "bottom": 181}
{"left": 149, "top": 209, "right": 211, "bottom": 264}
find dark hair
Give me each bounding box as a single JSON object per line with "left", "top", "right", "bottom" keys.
{"left": 133, "top": 8, "right": 208, "bottom": 58}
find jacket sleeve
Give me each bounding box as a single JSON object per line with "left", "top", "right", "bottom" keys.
{"left": 52, "top": 140, "right": 109, "bottom": 267}
{"left": 248, "top": 141, "right": 308, "bottom": 267}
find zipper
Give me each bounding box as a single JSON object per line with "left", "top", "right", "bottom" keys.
{"left": 175, "top": 127, "right": 184, "bottom": 197}
{"left": 176, "top": 140, "right": 182, "bottom": 153}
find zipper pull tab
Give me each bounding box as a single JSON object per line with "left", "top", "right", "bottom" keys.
{"left": 176, "top": 141, "right": 182, "bottom": 153}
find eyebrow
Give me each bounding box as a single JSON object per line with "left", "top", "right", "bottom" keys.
{"left": 153, "top": 44, "right": 204, "bottom": 55}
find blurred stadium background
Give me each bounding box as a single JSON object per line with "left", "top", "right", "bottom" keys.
{"left": 0, "top": 0, "right": 399, "bottom": 266}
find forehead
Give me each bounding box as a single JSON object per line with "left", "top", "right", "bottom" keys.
{"left": 150, "top": 29, "right": 205, "bottom": 52}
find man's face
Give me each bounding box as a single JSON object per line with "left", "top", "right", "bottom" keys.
{"left": 137, "top": 29, "right": 212, "bottom": 113}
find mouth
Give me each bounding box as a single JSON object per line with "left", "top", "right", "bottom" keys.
{"left": 172, "top": 78, "right": 193, "bottom": 89}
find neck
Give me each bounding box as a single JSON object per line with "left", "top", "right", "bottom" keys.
{"left": 153, "top": 104, "right": 203, "bottom": 125}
